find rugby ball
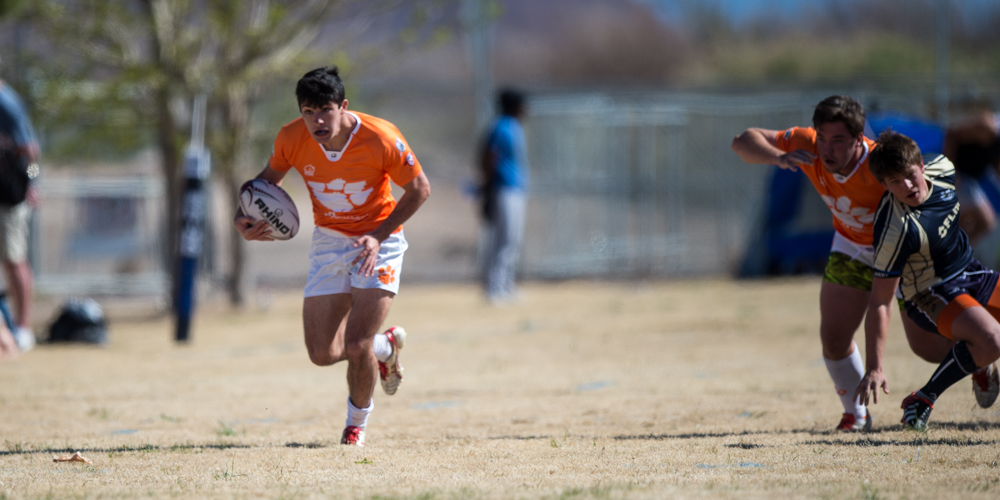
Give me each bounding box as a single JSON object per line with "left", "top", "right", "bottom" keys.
{"left": 239, "top": 179, "right": 299, "bottom": 240}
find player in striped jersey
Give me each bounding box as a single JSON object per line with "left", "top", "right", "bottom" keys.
{"left": 857, "top": 131, "right": 1000, "bottom": 431}
{"left": 734, "top": 96, "right": 920, "bottom": 431}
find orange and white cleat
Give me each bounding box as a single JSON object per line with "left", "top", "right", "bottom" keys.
{"left": 378, "top": 326, "right": 407, "bottom": 395}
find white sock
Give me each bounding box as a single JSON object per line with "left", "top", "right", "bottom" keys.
{"left": 824, "top": 343, "right": 866, "bottom": 419}
{"left": 372, "top": 333, "right": 393, "bottom": 363}
{"left": 346, "top": 397, "right": 373, "bottom": 429}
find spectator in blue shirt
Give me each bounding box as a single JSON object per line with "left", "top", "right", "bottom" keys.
{"left": 479, "top": 89, "right": 529, "bottom": 304}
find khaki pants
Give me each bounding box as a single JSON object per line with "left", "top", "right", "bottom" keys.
{"left": 0, "top": 202, "right": 30, "bottom": 263}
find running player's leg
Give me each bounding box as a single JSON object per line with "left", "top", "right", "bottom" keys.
{"left": 901, "top": 279, "right": 996, "bottom": 408}
{"left": 344, "top": 288, "right": 395, "bottom": 410}
{"left": 950, "top": 307, "right": 1000, "bottom": 371}
{"left": 904, "top": 303, "right": 1000, "bottom": 430}
{"left": 339, "top": 230, "right": 408, "bottom": 445}
{"left": 819, "top": 278, "right": 871, "bottom": 430}
{"left": 339, "top": 288, "right": 394, "bottom": 446}
{"left": 302, "top": 294, "right": 351, "bottom": 366}
{"left": 901, "top": 309, "right": 953, "bottom": 364}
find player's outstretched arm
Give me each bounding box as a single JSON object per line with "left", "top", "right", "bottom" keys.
{"left": 731, "top": 127, "right": 816, "bottom": 172}
{"left": 353, "top": 171, "right": 432, "bottom": 276}
{"left": 855, "top": 276, "right": 900, "bottom": 406}
{"left": 233, "top": 164, "right": 289, "bottom": 242}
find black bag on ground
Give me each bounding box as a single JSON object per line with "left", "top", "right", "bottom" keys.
{"left": 48, "top": 298, "right": 108, "bottom": 344}
{"left": 0, "top": 134, "right": 29, "bottom": 207}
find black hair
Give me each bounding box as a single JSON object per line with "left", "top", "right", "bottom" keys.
{"left": 498, "top": 88, "right": 526, "bottom": 117}
{"left": 813, "top": 95, "right": 866, "bottom": 138}
{"left": 296, "top": 66, "right": 346, "bottom": 109}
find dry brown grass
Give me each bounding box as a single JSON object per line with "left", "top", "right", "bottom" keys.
{"left": 2, "top": 278, "right": 1000, "bottom": 499}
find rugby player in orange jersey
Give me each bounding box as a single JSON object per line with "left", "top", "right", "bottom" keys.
{"left": 234, "top": 66, "right": 431, "bottom": 446}
{"left": 731, "top": 95, "right": 996, "bottom": 431}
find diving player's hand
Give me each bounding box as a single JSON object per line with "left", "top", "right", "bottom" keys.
{"left": 854, "top": 368, "right": 889, "bottom": 406}
{"left": 776, "top": 149, "right": 817, "bottom": 172}
{"left": 352, "top": 235, "right": 381, "bottom": 277}
{"left": 234, "top": 216, "right": 274, "bottom": 241}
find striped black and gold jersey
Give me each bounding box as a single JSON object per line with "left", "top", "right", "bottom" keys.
{"left": 871, "top": 154, "right": 972, "bottom": 301}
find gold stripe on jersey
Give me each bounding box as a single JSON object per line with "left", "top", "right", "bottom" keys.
{"left": 873, "top": 195, "right": 910, "bottom": 281}
{"left": 923, "top": 154, "right": 955, "bottom": 191}
{"left": 900, "top": 222, "right": 936, "bottom": 300}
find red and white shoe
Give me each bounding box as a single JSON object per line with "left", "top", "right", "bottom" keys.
{"left": 378, "top": 326, "right": 407, "bottom": 396}
{"left": 836, "top": 408, "right": 872, "bottom": 432}
{"left": 341, "top": 426, "right": 365, "bottom": 446}
{"left": 972, "top": 362, "right": 999, "bottom": 409}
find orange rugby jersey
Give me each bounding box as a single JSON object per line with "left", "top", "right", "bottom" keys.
{"left": 775, "top": 127, "right": 883, "bottom": 246}
{"left": 269, "top": 111, "right": 423, "bottom": 237}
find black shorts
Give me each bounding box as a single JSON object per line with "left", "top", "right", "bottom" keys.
{"left": 903, "top": 258, "right": 1000, "bottom": 339}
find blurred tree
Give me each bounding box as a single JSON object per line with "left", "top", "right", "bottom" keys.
{"left": 16, "top": 0, "right": 448, "bottom": 306}
{"left": 0, "top": 0, "right": 27, "bottom": 17}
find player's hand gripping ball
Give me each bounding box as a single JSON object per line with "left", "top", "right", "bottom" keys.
{"left": 239, "top": 179, "right": 300, "bottom": 240}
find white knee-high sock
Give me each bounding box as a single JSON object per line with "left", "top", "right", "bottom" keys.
{"left": 824, "top": 343, "right": 866, "bottom": 418}
{"left": 372, "top": 333, "right": 393, "bottom": 363}
{"left": 346, "top": 397, "right": 373, "bottom": 429}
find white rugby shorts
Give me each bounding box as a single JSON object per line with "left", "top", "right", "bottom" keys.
{"left": 303, "top": 226, "right": 407, "bottom": 297}
{"left": 830, "top": 231, "right": 875, "bottom": 268}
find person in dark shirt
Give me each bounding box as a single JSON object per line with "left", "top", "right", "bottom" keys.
{"left": 0, "top": 78, "right": 39, "bottom": 354}
{"left": 943, "top": 107, "right": 1000, "bottom": 244}
{"left": 857, "top": 130, "right": 1000, "bottom": 431}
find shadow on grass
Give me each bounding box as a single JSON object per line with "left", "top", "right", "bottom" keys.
{"left": 0, "top": 442, "right": 332, "bottom": 457}
{"left": 800, "top": 436, "right": 999, "bottom": 447}
{"left": 610, "top": 420, "right": 1000, "bottom": 444}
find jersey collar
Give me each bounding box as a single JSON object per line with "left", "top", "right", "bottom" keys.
{"left": 832, "top": 140, "right": 869, "bottom": 184}
{"left": 321, "top": 111, "right": 362, "bottom": 162}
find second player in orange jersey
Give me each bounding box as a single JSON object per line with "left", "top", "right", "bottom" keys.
{"left": 731, "top": 95, "right": 977, "bottom": 432}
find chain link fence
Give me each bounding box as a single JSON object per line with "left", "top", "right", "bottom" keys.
{"left": 29, "top": 85, "right": 1000, "bottom": 299}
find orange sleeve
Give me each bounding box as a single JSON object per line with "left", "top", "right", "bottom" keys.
{"left": 268, "top": 123, "right": 297, "bottom": 173}
{"left": 774, "top": 127, "right": 817, "bottom": 154}
{"left": 381, "top": 126, "right": 422, "bottom": 186}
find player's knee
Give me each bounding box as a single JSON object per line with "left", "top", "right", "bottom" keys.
{"left": 343, "top": 337, "right": 371, "bottom": 362}
{"left": 819, "top": 335, "right": 854, "bottom": 359}
{"left": 981, "top": 325, "right": 1000, "bottom": 361}
{"left": 307, "top": 351, "right": 334, "bottom": 367}
{"left": 906, "top": 336, "right": 948, "bottom": 364}
{"left": 305, "top": 345, "right": 337, "bottom": 366}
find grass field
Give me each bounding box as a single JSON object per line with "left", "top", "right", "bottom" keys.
{"left": 2, "top": 278, "right": 1000, "bottom": 499}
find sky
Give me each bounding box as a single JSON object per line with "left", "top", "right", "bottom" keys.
{"left": 636, "top": 0, "right": 1000, "bottom": 27}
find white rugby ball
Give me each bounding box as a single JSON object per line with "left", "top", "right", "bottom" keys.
{"left": 239, "top": 179, "right": 299, "bottom": 240}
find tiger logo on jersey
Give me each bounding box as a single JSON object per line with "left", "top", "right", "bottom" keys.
{"left": 821, "top": 195, "right": 875, "bottom": 230}
{"left": 307, "top": 178, "right": 374, "bottom": 215}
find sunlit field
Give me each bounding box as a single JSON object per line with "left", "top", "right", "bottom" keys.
{"left": 2, "top": 279, "right": 999, "bottom": 499}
